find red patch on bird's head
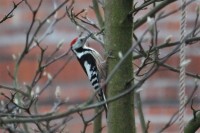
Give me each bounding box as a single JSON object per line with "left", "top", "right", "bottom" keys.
{"left": 70, "top": 37, "right": 78, "bottom": 47}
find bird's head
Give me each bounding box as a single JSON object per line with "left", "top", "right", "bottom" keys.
{"left": 70, "top": 34, "right": 91, "bottom": 50}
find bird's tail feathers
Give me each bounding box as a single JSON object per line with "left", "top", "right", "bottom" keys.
{"left": 98, "top": 90, "right": 108, "bottom": 118}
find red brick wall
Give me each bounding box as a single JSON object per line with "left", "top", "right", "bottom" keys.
{"left": 0, "top": 0, "right": 200, "bottom": 132}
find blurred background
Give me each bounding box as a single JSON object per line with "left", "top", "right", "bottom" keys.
{"left": 0, "top": 0, "right": 200, "bottom": 132}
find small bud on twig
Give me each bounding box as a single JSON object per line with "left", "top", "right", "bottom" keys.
{"left": 31, "top": 90, "right": 35, "bottom": 98}
{"left": 55, "top": 86, "right": 61, "bottom": 99}
{"left": 35, "top": 86, "right": 40, "bottom": 95}
{"left": 14, "top": 98, "right": 19, "bottom": 105}
{"left": 47, "top": 73, "right": 53, "bottom": 80}
{"left": 164, "top": 35, "right": 172, "bottom": 44}
{"left": 76, "top": 26, "right": 80, "bottom": 31}
{"left": 43, "top": 71, "right": 47, "bottom": 76}
{"left": 57, "top": 39, "right": 64, "bottom": 49}
{"left": 118, "top": 51, "right": 123, "bottom": 59}
{"left": 46, "top": 19, "right": 51, "bottom": 23}
{"left": 147, "top": 17, "right": 154, "bottom": 26}
{"left": 1, "top": 100, "right": 4, "bottom": 106}
{"left": 180, "top": 59, "right": 191, "bottom": 67}
{"left": 12, "top": 54, "right": 17, "bottom": 60}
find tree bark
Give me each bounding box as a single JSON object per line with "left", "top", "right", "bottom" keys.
{"left": 184, "top": 112, "right": 200, "bottom": 133}
{"left": 105, "top": 0, "right": 135, "bottom": 133}
{"left": 93, "top": 107, "right": 102, "bottom": 133}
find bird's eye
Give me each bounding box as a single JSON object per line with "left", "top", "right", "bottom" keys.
{"left": 80, "top": 39, "right": 83, "bottom": 42}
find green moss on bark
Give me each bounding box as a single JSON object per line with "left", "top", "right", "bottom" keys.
{"left": 105, "top": 0, "right": 135, "bottom": 133}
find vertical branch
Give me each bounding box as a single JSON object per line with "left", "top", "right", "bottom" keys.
{"left": 13, "top": 0, "right": 43, "bottom": 91}
{"left": 136, "top": 92, "right": 147, "bottom": 133}
{"left": 92, "top": 0, "right": 104, "bottom": 28}
{"left": 37, "top": 0, "right": 58, "bottom": 42}
{"left": 152, "top": 2, "right": 158, "bottom": 46}
{"left": 0, "top": 0, "right": 24, "bottom": 23}
{"left": 12, "top": 4, "right": 43, "bottom": 125}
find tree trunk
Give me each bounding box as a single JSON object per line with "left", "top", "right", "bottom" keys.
{"left": 93, "top": 107, "right": 102, "bottom": 133}
{"left": 184, "top": 112, "right": 200, "bottom": 133}
{"left": 105, "top": 0, "right": 135, "bottom": 133}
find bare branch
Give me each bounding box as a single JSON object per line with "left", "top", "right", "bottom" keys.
{"left": 0, "top": 0, "right": 24, "bottom": 24}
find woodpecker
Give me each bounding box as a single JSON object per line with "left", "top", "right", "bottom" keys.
{"left": 70, "top": 34, "right": 108, "bottom": 114}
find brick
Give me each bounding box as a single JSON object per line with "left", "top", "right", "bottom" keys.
{"left": 158, "top": 21, "right": 180, "bottom": 32}
{"left": 0, "top": 61, "right": 14, "bottom": 83}
{"left": 46, "top": 58, "right": 88, "bottom": 83}
{"left": 187, "top": 2, "right": 200, "bottom": 13}
{"left": 187, "top": 56, "right": 200, "bottom": 74}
